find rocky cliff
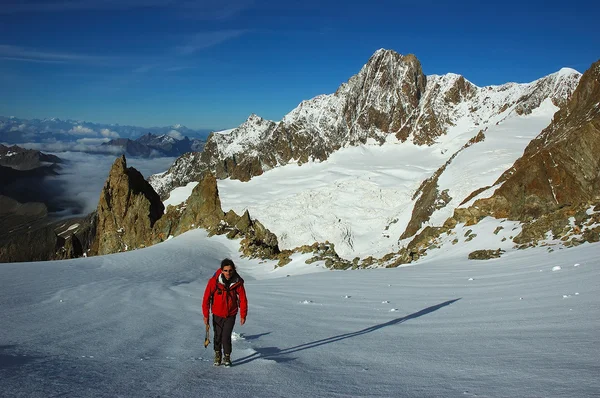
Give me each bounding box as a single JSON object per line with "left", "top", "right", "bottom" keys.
{"left": 91, "top": 156, "right": 164, "bottom": 255}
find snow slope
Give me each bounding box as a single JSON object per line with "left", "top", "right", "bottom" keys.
{"left": 1, "top": 230, "right": 599, "bottom": 397}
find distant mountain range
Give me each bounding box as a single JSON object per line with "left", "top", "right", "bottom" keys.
{"left": 0, "top": 116, "right": 209, "bottom": 158}
{"left": 100, "top": 134, "right": 205, "bottom": 158}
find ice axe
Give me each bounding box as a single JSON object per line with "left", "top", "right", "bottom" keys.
{"left": 203, "top": 323, "right": 210, "bottom": 348}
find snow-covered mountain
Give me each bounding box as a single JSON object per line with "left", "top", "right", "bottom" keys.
{"left": 150, "top": 49, "right": 580, "bottom": 196}
{"left": 148, "top": 49, "right": 593, "bottom": 263}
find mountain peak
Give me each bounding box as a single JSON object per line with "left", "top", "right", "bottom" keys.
{"left": 243, "top": 113, "right": 270, "bottom": 125}
{"left": 365, "top": 48, "right": 415, "bottom": 68}
{"left": 557, "top": 67, "right": 581, "bottom": 77}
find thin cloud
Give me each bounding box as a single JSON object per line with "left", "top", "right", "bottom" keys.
{"left": 133, "top": 64, "right": 158, "bottom": 73}
{"left": 19, "top": 141, "right": 122, "bottom": 155}
{"left": 165, "top": 66, "right": 196, "bottom": 72}
{"left": 176, "top": 30, "right": 248, "bottom": 55}
{"left": 177, "top": 0, "right": 254, "bottom": 20}
{"left": 133, "top": 65, "right": 195, "bottom": 73}
{"left": 0, "top": 0, "right": 253, "bottom": 19}
{"left": 0, "top": 44, "right": 114, "bottom": 65}
{"left": 76, "top": 137, "right": 112, "bottom": 145}
{"left": 0, "top": 56, "right": 67, "bottom": 64}
{"left": 0, "top": 0, "right": 175, "bottom": 13}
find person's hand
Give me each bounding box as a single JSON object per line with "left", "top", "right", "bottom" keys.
{"left": 240, "top": 317, "right": 246, "bottom": 325}
{"left": 204, "top": 316, "right": 209, "bottom": 325}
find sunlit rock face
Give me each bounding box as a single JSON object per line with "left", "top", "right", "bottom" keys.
{"left": 93, "top": 155, "right": 164, "bottom": 255}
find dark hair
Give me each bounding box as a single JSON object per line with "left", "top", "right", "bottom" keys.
{"left": 221, "top": 258, "right": 236, "bottom": 270}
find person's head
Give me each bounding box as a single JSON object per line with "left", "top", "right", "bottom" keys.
{"left": 220, "top": 258, "right": 236, "bottom": 279}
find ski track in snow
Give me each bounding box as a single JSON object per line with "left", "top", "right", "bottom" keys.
{"left": 1, "top": 230, "right": 599, "bottom": 397}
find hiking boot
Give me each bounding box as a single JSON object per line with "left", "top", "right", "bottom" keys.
{"left": 223, "top": 354, "right": 232, "bottom": 367}
{"left": 213, "top": 351, "right": 222, "bottom": 366}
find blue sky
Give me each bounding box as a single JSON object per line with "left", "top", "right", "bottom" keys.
{"left": 1, "top": 0, "right": 598, "bottom": 130}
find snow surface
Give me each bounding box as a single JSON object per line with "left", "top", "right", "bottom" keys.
{"left": 163, "top": 182, "right": 199, "bottom": 211}
{"left": 1, "top": 230, "right": 598, "bottom": 397}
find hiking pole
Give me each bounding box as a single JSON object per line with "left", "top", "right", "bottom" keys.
{"left": 204, "top": 323, "right": 210, "bottom": 348}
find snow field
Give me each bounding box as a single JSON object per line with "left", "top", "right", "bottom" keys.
{"left": 1, "top": 229, "right": 598, "bottom": 397}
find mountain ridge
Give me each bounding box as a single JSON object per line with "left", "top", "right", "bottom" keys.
{"left": 150, "top": 49, "right": 581, "bottom": 199}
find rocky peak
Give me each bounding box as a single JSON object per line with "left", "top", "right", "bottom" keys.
{"left": 337, "top": 49, "right": 427, "bottom": 142}
{"left": 92, "top": 155, "right": 164, "bottom": 255}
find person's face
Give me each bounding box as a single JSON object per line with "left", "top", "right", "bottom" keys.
{"left": 222, "top": 266, "right": 234, "bottom": 280}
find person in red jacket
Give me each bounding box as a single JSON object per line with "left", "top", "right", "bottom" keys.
{"left": 202, "top": 258, "right": 248, "bottom": 366}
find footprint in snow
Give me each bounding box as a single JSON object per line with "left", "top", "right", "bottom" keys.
{"left": 300, "top": 300, "right": 314, "bottom": 304}
{"left": 552, "top": 266, "right": 561, "bottom": 271}
{"left": 389, "top": 308, "right": 399, "bottom": 312}
{"left": 343, "top": 295, "right": 351, "bottom": 298}
{"left": 382, "top": 300, "right": 390, "bottom": 304}
{"left": 232, "top": 332, "right": 245, "bottom": 341}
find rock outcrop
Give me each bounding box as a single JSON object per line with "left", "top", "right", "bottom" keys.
{"left": 92, "top": 155, "right": 164, "bottom": 255}
{"left": 468, "top": 249, "right": 504, "bottom": 260}
{"left": 152, "top": 173, "right": 225, "bottom": 240}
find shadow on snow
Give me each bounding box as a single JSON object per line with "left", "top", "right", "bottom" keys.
{"left": 235, "top": 298, "right": 461, "bottom": 366}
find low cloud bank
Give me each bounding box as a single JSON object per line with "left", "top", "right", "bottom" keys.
{"left": 46, "top": 152, "right": 176, "bottom": 217}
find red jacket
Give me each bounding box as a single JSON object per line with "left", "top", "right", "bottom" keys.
{"left": 202, "top": 269, "right": 248, "bottom": 319}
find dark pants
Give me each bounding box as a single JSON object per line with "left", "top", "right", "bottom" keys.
{"left": 213, "top": 314, "right": 236, "bottom": 354}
